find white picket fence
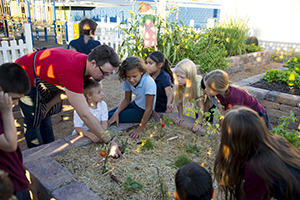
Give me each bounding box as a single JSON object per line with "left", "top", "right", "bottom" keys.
{"left": 66, "top": 18, "right": 215, "bottom": 54}
{"left": 0, "top": 24, "right": 33, "bottom": 65}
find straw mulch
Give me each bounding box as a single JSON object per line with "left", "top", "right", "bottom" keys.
{"left": 53, "top": 121, "right": 219, "bottom": 200}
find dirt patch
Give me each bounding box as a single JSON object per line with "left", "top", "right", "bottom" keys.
{"left": 53, "top": 121, "right": 217, "bottom": 199}
{"left": 18, "top": 61, "right": 285, "bottom": 152}
{"left": 250, "top": 79, "right": 300, "bottom": 95}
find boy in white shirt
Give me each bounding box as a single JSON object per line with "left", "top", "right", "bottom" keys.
{"left": 72, "top": 79, "right": 108, "bottom": 142}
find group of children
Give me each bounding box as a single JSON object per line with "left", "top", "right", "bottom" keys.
{"left": 1, "top": 48, "right": 300, "bottom": 199}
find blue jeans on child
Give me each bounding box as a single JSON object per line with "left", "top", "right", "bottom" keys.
{"left": 108, "top": 101, "right": 147, "bottom": 123}
{"left": 14, "top": 189, "right": 31, "bottom": 200}
{"left": 19, "top": 87, "right": 55, "bottom": 148}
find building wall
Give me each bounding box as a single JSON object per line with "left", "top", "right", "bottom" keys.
{"left": 220, "top": 0, "right": 300, "bottom": 45}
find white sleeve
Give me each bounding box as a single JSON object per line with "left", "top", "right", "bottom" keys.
{"left": 100, "top": 101, "right": 108, "bottom": 122}
{"left": 73, "top": 110, "right": 85, "bottom": 128}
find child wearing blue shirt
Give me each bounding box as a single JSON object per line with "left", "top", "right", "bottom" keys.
{"left": 108, "top": 56, "right": 156, "bottom": 140}
{"left": 146, "top": 51, "right": 174, "bottom": 118}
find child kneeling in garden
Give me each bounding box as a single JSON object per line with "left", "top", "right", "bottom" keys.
{"left": 108, "top": 56, "right": 156, "bottom": 140}
{"left": 72, "top": 79, "right": 108, "bottom": 143}
{"left": 203, "top": 69, "right": 272, "bottom": 130}
{"left": 214, "top": 106, "right": 300, "bottom": 199}
{"left": 173, "top": 59, "right": 214, "bottom": 132}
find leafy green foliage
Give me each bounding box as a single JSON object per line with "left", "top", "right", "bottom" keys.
{"left": 141, "top": 138, "right": 154, "bottom": 151}
{"left": 122, "top": 175, "right": 144, "bottom": 193}
{"left": 245, "top": 43, "right": 264, "bottom": 53}
{"left": 271, "top": 48, "right": 300, "bottom": 63}
{"left": 174, "top": 153, "right": 191, "bottom": 168}
{"left": 271, "top": 110, "right": 299, "bottom": 151}
{"left": 121, "top": 138, "right": 128, "bottom": 153}
{"left": 263, "top": 64, "right": 300, "bottom": 88}
{"left": 186, "top": 143, "right": 200, "bottom": 156}
{"left": 117, "top": 7, "right": 230, "bottom": 73}
{"left": 205, "top": 16, "right": 249, "bottom": 57}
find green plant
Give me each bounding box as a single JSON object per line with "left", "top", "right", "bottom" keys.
{"left": 271, "top": 48, "right": 300, "bottom": 63}
{"left": 245, "top": 43, "right": 264, "bottom": 53}
{"left": 271, "top": 110, "right": 299, "bottom": 150}
{"left": 206, "top": 16, "right": 249, "bottom": 57}
{"left": 121, "top": 138, "right": 128, "bottom": 154}
{"left": 263, "top": 68, "right": 300, "bottom": 88}
{"left": 117, "top": 7, "right": 230, "bottom": 73}
{"left": 174, "top": 153, "right": 191, "bottom": 168}
{"left": 122, "top": 175, "right": 144, "bottom": 193}
{"left": 186, "top": 143, "right": 200, "bottom": 156}
{"left": 284, "top": 56, "right": 300, "bottom": 71}
{"left": 136, "top": 138, "right": 154, "bottom": 152}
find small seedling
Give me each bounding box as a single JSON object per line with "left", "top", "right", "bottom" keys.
{"left": 186, "top": 143, "right": 200, "bottom": 156}
{"left": 141, "top": 138, "right": 154, "bottom": 151}
{"left": 174, "top": 153, "right": 191, "bottom": 168}
{"left": 122, "top": 175, "right": 143, "bottom": 193}
{"left": 121, "top": 138, "right": 128, "bottom": 154}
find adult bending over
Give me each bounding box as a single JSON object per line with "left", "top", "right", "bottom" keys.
{"left": 16, "top": 45, "right": 122, "bottom": 157}
{"left": 214, "top": 106, "right": 300, "bottom": 200}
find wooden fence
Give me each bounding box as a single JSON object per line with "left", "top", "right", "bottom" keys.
{"left": 0, "top": 23, "right": 33, "bottom": 64}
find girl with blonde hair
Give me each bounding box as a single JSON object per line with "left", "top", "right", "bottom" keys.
{"left": 173, "top": 59, "right": 213, "bottom": 132}
{"left": 204, "top": 69, "right": 272, "bottom": 130}
{"left": 214, "top": 107, "right": 300, "bottom": 200}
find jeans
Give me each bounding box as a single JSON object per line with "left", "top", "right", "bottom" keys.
{"left": 108, "top": 101, "right": 146, "bottom": 123}
{"left": 19, "top": 87, "right": 55, "bottom": 148}
{"left": 14, "top": 189, "right": 31, "bottom": 200}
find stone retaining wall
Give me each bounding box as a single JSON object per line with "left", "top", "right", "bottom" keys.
{"left": 235, "top": 67, "right": 300, "bottom": 131}
{"left": 226, "top": 50, "right": 272, "bottom": 74}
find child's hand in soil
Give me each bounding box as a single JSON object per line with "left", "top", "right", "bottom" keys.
{"left": 108, "top": 114, "right": 119, "bottom": 127}
{"left": 174, "top": 117, "right": 184, "bottom": 125}
{"left": 109, "top": 140, "right": 122, "bottom": 158}
{"left": 191, "top": 124, "right": 201, "bottom": 132}
{"left": 128, "top": 128, "right": 142, "bottom": 140}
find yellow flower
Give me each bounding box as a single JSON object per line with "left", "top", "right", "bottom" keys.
{"left": 195, "top": 34, "right": 199, "bottom": 39}
{"left": 166, "top": 191, "right": 171, "bottom": 197}
{"left": 295, "top": 67, "right": 299, "bottom": 71}
{"left": 289, "top": 72, "right": 296, "bottom": 81}
{"left": 279, "top": 55, "right": 284, "bottom": 59}
{"left": 186, "top": 113, "right": 190, "bottom": 116}
{"left": 225, "top": 37, "right": 230, "bottom": 42}
{"left": 205, "top": 34, "right": 208, "bottom": 37}
{"left": 274, "top": 57, "right": 278, "bottom": 61}
{"left": 294, "top": 57, "right": 298, "bottom": 62}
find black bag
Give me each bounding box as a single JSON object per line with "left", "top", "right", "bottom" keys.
{"left": 32, "top": 50, "right": 64, "bottom": 127}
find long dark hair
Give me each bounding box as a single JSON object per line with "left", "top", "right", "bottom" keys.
{"left": 214, "top": 106, "right": 300, "bottom": 200}
{"left": 147, "top": 51, "right": 174, "bottom": 83}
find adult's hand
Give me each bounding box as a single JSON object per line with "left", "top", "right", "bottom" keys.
{"left": 109, "top": 140, "right": 122, "bottom": 158}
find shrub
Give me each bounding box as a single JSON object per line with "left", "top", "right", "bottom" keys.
{"left": 205, "top": 16, "right": 249, "bottom": 57}
{"left": 271, "top": 48, "right": 300, "bottom": 63}
{"left": 246, "top": 43, "right": 264, "bottom": 53}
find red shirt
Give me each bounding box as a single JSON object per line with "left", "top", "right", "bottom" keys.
{"left": 216, "top": 86, "right": 265, "bottom": 113}
{"left": 16, "top": 48, "right": 88, "bottom": 94}
{"left": 0, "top": 113, "right": 29, "bottom": 191}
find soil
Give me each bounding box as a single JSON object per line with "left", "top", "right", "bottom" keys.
{"left": 250, "top": 79, "right": 300, "bottom": 95}
{"left": 17, "top": 61, "right": 286, "bottom": 152}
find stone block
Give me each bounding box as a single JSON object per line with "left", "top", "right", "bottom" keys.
{"left": 287, "top": 121, "right": 300, "bottom": 131}
{"left": 276, "top": 93, "right": 300, "bottom": 107}
{"left": 280, "top": 104, "right": 300, "bottom": 115}
{"left": 51, "top": 182, "right": 102, "bottom": 200}
{"left": 265, "top": 91, "right": 280, "bottom": 102}
{"left": 269, "top": 116, "right": 278, "bottom": 124}
{"left": 23, "top": 139, "right": 71, "bottom": 164}
{"left": 64, "top": 134, "right": 93, "bottom": 148}
{"left": 259, "top": 99, "right": 280, "bottom": 110}
{"left": 268, "top": 108, "right": 289, "bottom": 119}
{"left": 110, "top": 123, "right": 139, "bottom": 133}
{"left": 245, "top": 86, "right": 269, "bottom": 99}
{"left": 24, "top": 157, "right": 75, "bottom": 200}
